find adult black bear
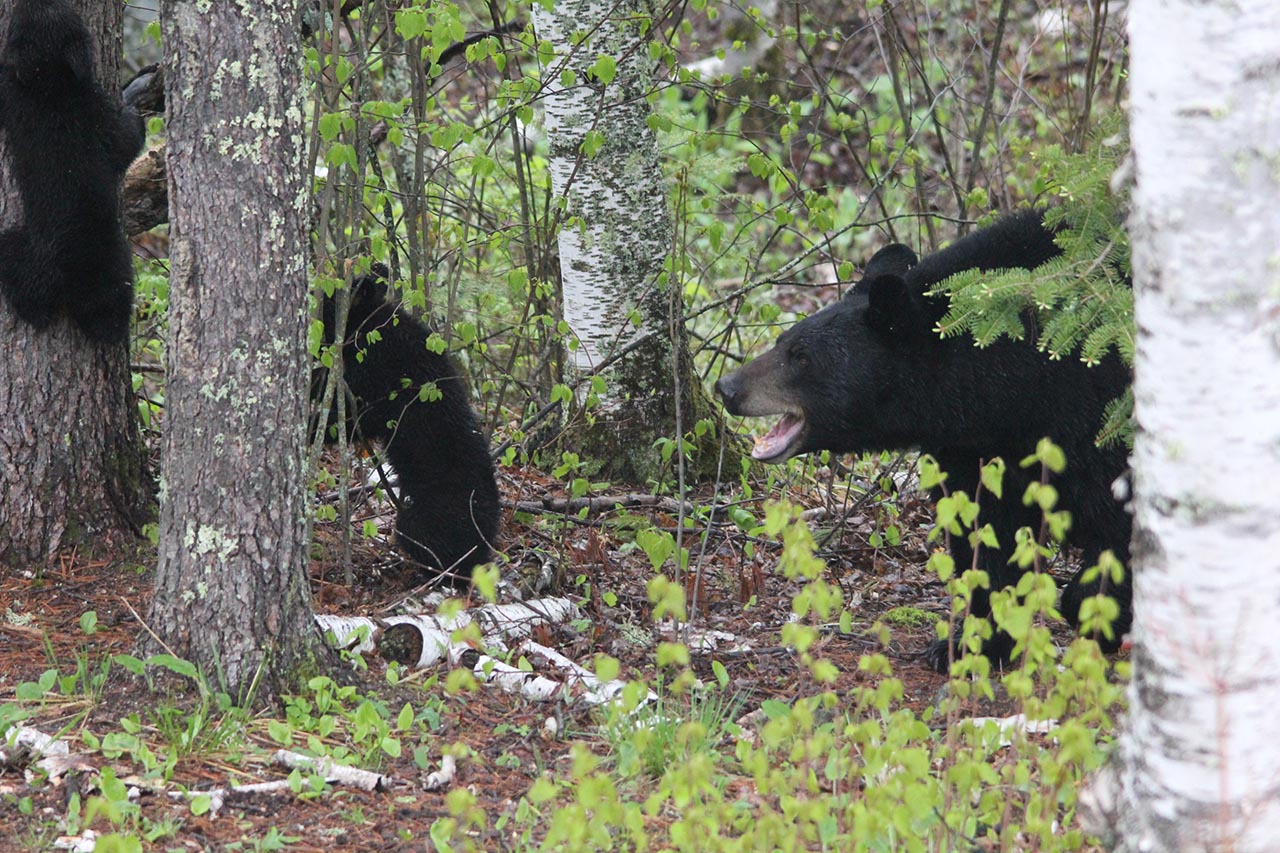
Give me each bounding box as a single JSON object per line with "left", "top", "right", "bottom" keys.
{"left": 0, "top": 0, "right": 144, "bottom": 343}
{"left": 715, "top": 211, "right": 1131, "bottom": 672}
{"left": 315, "top": 270, "right": 501, "bottom": 583}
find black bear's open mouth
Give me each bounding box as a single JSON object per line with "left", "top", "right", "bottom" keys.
{"left": 752, "top": 412, "right": 806, "bottom": 463}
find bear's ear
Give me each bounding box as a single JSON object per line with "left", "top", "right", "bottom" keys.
{"left": 847, "top": 243, "right": 917, "bottom": 303}
{"left": 864, "top": 273, "right": 926, "bottom": 335}
{"left": 351, "top": 271, "right": 391, "bottom": 306}
{"left": 863, "top": 243, "right": 917, "bottom": 280}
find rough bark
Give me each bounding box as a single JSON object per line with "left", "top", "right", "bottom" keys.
{"left": 1081, "top": 1, "right": 1280, "bottom": 849}
{"left": 147, "top": 1, "right": 322, "bottom": 702}
{"left": 0, "top": 0, "right": 152, "bottom": 568}
{"left": 531, "top": 0, "right": 722, "bottom": 483}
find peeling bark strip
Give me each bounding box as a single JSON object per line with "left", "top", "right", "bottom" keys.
{"left": 157, "top": 751, "right": 399, "bottom": 819}
{"left": 423, "top": 755, "right": 457, "bottom": 791}
{"left": 147, "top": 0, "right": 319, "bottom": 702}
{"left": 316, "top": 598, "right": 651, "bottom": 708}
{"left": 271, "top": 749, "right": 392, "bottom": 790}
{"left": 451, "top": 639, "right": 653, "bottom": 707}
{"left": 1083, "top": 1, "right": 1280, "bottom": 850}
{"left": 0, "top": 725, "right": 81, "bottom": 780}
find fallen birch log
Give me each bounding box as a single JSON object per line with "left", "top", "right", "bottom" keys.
{"left": 451, "top": 647, "right": 569, "bottom": 702}
{"left": 452, "top": 640, "right": 656, "bottom": 709}
{"left": 272, "top": 749, "right": 393, "bottom": 790}
{"left": 0, "top": 725, "right": 94, "bottom": 781}
{"left": 316, "top": 597, "right": 580, "bottom": 668}
{"left": 0, "top": 725, "right": 68, "bottom": 767}
{"left": 163, "top": 750, "right": 398, "bottom": 819}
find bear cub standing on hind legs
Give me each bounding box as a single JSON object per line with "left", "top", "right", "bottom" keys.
{"left": 715, "top": 211, "right": 1132, "bottom": 672}
{"left": 315, "top": 269, "right": 501, "bottom": 583}
{"left": 0, "top": 0, "right": 144, "bottom": 343}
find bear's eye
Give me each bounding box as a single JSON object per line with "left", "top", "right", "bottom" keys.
{"left": 788, "top": 346, "right": 808, "bottom": 367}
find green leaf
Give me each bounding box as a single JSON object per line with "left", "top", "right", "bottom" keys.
{"left": 636, "top": 528, "right": 675, "bottom": 572}
{"left": 582, "top": 129, "right": 605, "bottom": 157}
{"left": 112, "top": 654, "right": 145, "bottom": 675}
{"left": 759, "top": 699, "right": 792, "bottom": 720}
{"left": 146, "top": 654, "right": 198, "bottom": 680}
{"left": 527, "top": 776, "right": 558, "bottom": 804}
{"left": 594, "top": 655, "right": 621, "bottom": 683}
{"left": 318, "top": 112, "right": 345, "bottom": 142}
{"left": 711, "top": 659, "right": 729, "bottom": 689}
{"left": 267, "top": 719, "right": 293, "bottom": 746}
{"left": 589, "top": 54, "right": 617, "bottom": 86}
{"left": 980, "top": 458, "right": 1005, "bottom": 499}
{"left": 395, "top": 9, "right": 428, "bottom": 40}
{"left": 189, "top": 794, "right": 212, "bottom": 816}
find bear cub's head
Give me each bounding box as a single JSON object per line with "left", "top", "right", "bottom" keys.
{"left": 2, "top": 0, "right": 95, "bottom": 95}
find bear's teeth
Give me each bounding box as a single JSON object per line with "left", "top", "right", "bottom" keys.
{"left": 752, "top": 413, "right": 804, "bottom": 461}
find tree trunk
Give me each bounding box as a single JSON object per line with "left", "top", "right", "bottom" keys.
{"left": 1082, "top": 1, "right": 1280, "bottom": 849}
{"left": 531, "top": 0, "right": 721, "bottom": 484}
{"left": 0, "top": 0, "right": 152, "bottom": 567}
{"left": 147, "top": 1, "right": 321, "bottom": 702}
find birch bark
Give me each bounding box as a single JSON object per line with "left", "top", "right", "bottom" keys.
{"left": 532, "top": 0, "right": 713, "bottom": 482}
{"left": 1083, "top": 2, "right": 1280, "bottom": 849}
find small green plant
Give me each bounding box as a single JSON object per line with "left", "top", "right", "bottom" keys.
{"left": 880, "top": 606, "right": 935, "bottom": 628}
{"left": 600, "top": 678, "right": 744, "bottom": 781}
{"left": 278, "top": 676, "right": 412, "bottom": 769}
{"left": 40, "top": 631, "right": 111, "bottom": 704}
{"left": 224, "top": 826, "right": 302, "bottom": 852}
{"left": 150, "top": 690, "right": 248, "bottom": 762}
{"left": 469, "top": 482, "right": 1124, "bottom": 852}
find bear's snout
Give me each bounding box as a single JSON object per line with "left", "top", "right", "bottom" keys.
{"left": 714, "top": 372, "right": 744, "bottom": 414}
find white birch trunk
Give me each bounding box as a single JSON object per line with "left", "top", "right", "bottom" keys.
{"left": 529, "top": 0, "right": 716, "bottom": 482}
{"left": 1084, "top": 2, "right": 1280, "bottom": 849}
{"left": 531, "top": 0, "right": 671, "bottom": 377}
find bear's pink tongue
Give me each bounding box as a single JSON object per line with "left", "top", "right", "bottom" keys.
{"left": 752, "top": 413, "right": 803, "bottom": 461}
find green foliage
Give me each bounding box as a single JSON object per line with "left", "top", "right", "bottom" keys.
{"left": 937, "top": 117, "right": 1134, "bottom": 444}
{"left": 277, "top": 675, "right": 434, "bottom": 768}
{"left": 92, "top": 1, "right": 1136, "bottom": 849}
{"left": 599, "top": 679, "right": 744, "bottom": 780}
{"left": 433, "top": 493, "right": 1123, "bottom": 852}
{"left": 130, "top": 258, "right": 169, "bottom": 431}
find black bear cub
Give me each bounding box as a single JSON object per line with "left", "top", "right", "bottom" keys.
{"left": 716, "top": 211, "right": 1131, "bottom": 671}
{"left": 316, "top": 269, "right": 501, "bottom": 582}
{"left": 0, "top": 0, "right": 144, "bottom": 343}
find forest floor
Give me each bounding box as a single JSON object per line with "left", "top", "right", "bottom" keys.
{"left": 0, "top": 458, "right": 1099, "bottom": 851}
{"left": 0, "top": 3, "right": 1122, "bottom": 846}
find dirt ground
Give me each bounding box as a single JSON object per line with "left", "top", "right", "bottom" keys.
{"left": 0, "top": 455, "right": 1097, "bottom": 852}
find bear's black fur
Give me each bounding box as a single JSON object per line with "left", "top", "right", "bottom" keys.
{"left": 316, "top": 271, "right": 501, "bottom": 582}
{"left": 0, "top": 0, "right": 144, "bottom": 343}
{"left": 715, "top": 211, "right": 1131, "bottom": 671}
